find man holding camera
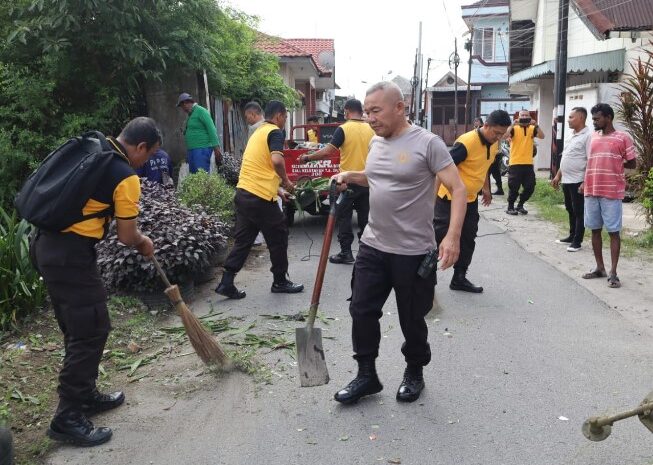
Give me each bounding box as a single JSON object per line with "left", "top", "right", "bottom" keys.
{"left": 504, "top": 110, "right": 545, "bottom": 215}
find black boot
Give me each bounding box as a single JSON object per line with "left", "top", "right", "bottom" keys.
{"left": 215, "top": 270, "right": 246, "bottom": 299}
{"left": 493, "top": 186, "right": 504, "bottom": 195}
{"left": 271, "top": 273, "right": 304, "bottom": 294}
{"left": 334, "top": 358, "right": 383, "bottom": 404}
{"left": 47, "top": 410, "right": 112, "bottom": 447}
{"left": 450, "top": 270, "right": 483, "bottom": 293}
{"left": 329, "top": 250, "right": 355, "bottom": 264}
{"left": 396, "top": 365, "right": 425, "bottom": 403}
{"left": 506, "top": 203, "right": 517, "bottom": 215}
{"left": 516, "top": 204, "right": 528, "bottom": 215}
{"left": 80, "top": 389, "right": 125, "bottom": 416}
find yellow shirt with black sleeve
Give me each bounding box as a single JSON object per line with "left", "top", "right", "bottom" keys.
{"left": 509, "top": 124, "right": 538, "bottom": 165}
{"left": 62, "top": 138, "right": 140, "bottom": 240}
{"left": 329, "top": 120, "right": 375, "bottom": 171}
{"left": 237, "top": 122, "right": 285, "bottom": 201}
{"left": 438, "top": 129, "right": 498, "bottom": 203}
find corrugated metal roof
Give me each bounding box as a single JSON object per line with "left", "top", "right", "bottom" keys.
{"left": 509, "top": 49, "right": 625, "bottom": 85}
{"left": 572, "top": 0, "right": 653, "bottom": 39}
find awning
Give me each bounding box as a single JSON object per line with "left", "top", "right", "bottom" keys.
{"left": 509, "top": 49, "right": 625, "bottom": 85}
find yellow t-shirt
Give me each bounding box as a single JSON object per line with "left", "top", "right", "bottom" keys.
{"left": 63, "top": 138, "right": 140, "bottom": 239}
{"left": 509, "top": 125, "right": 536, "bottom": 165}
{"left": 237, "top": 122, "right": 283, "bottom": 201}
{"left": 438, "top": 129, "right": 498, "bottom": 203}
{"left": 334, "top": 120, "right": 375, "bottom": 172}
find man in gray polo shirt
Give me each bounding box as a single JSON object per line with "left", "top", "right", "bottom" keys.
{"left": 332, "top": 81, "right": 467, "bottom": 405}
{"left": 551, "top": 107, "right": 592, "bottom": 251}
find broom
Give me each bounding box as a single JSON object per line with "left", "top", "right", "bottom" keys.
{"left": 151, "top": 256, "right": 229, "bottom": 366}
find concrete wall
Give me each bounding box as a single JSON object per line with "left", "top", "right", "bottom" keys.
{"left": 145, "top": 73, "right": 200, "bottom": 164}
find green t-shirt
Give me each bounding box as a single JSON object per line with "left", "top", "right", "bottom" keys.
{"left": 184, "top": 104, "right": 220, "bottom": 150}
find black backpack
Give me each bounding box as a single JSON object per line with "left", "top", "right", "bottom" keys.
{"left": 15, "top": 131, "right": 128, "bottom": 232}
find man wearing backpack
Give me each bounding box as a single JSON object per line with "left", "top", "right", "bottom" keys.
{"left": 28, "top": 117, "right": 161, "bottom": 447}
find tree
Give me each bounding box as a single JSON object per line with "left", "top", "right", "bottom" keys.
{"left": 0, "top": 0, "right": 297, "bottom": 209}
{"left": 618, "top": 42, "right": 653, "bottom": 225}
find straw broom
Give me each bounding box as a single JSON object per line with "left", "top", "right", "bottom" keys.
{"left": 151, "top": 256, "right": 229, "bottom": 366}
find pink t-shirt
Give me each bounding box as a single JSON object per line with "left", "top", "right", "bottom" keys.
{"left": 584, "top": 130, "right": 636, "bottom": 200}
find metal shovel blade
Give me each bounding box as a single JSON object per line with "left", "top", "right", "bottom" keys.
{"left": 296, "top": 326, "right": 329, "bottom": 387}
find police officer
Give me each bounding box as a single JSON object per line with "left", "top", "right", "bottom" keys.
{"left": 215, "top": 100, "right": 304, "bottom": 298}
{"left": 300, "top": 99, "right": 375, "bottom": 264}
{"left": 505, "top": 109, "right": 545, "bottom": 215}
{"left": 434, "top": 110, "right": 512, "bottom": 293}
{"left": 32, "top": 117, "right": 161, "bottom": 446}
{"left": 333, "top": 82, "right": 467, "bottom": 405}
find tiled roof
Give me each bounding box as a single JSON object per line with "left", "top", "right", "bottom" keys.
{"left": 256, "top": 34, "right": 312, "bottom": 58}
{"left": 255, "top": 35, "right": 334, "bottom": 76}
{"left": 572, "top": 0, "right": 653, "bottom": 39}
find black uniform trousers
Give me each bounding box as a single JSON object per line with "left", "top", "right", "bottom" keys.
{"left": 507, "top": 164, "right": 536, "bottom": 207}
{"left": 31, "top": 231, "right": 110, "bottom": 415}
{"left": 349, "top": 243, "right": 437, "bottom": 367}
{"left": 224, "top": 188, "right": 289, "bottom": 277}
{"left": 433, "top": 196, "right": 479, "bottom": 275}
{"left": 489, "top": 152, "right": 503, "bottom": 192}
{"left": 562, "top": 182, "right": 585, "bottom": 245}
{"left": 336, "top": 184, "right": 369, "bottom": 252}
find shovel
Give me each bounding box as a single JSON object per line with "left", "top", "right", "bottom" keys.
{"left": 296, "top": 180, "right": 345, "bottom": 387}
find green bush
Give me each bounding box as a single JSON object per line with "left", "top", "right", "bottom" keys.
{"left": 641, "top": 167, "right": 653, "bottom": 225}
{"left": 178, "top": 171, "right": 236, "bottom": 222}
{"left": 0, "top": 208, "right": 46, "bottom": 330}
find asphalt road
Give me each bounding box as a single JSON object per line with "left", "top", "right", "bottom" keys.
{"left": 48, "top": 214, "right": 653, "bottom": 465}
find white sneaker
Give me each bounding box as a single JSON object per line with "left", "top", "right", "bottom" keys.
{"left": 567, "top": 244, "right": 581, "bottom": 252}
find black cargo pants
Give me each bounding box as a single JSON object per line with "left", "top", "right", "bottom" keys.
{"left": 31, "top": 231, "right": 110, "bottom": 415}
{"left": 433, "top": 196, "right": 479, "bottom": 275}
{"left": 336, "top": 184, "right": 369, "bottom": 252}
{"left": 349, "top": 243, "right": 437, "bottom": 367}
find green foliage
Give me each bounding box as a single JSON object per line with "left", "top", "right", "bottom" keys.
{"left": 178, "top": 171, "right": 236, "bottom": 222}
{"left": 0, "top": 208, "right": 46, "bottom": 330}
{"left": 0, "top": 0, "right": 298, "bottom": 211}
{"left": 618, "top": 41, "right": 653, "bottom": 224}
{"left": 641, "top": 168, "right": 653, "bottom": 225}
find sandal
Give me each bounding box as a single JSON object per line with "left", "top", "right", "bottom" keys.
{"left": 582, "top": 269, "right": 607, "bottom": 279}
{"left": 607, "top": 274, "right": 621, "bottom": 288}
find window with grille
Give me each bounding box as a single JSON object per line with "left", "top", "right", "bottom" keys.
{"left": 472, "top": 28, "right": 495, "bottom": 62}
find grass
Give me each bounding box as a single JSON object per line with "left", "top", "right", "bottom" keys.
{"left": 529, "top": 182, "right": 653, "bottom": 255}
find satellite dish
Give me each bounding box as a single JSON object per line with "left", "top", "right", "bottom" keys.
{"left": 318, "top": 50, "right": 335, "bottom": 70}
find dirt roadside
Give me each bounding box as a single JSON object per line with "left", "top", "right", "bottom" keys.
{"left": 480, "top": 193, "right": 653, "bottom": 337}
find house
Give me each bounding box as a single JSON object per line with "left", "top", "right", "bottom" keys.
{"left": 256, "top": 35, "right": 337, "bottom": 133}
{"left": 390, "top": 75, "right": 414, "bottom": 115}
{"left": 461, "top": 0, "right": 529, "bottom": 122}
{"left": 425, "top": 71, "right": 481, "bottom": 145}
{"left": 508, "top": 0, "right": 653, "bottom": 170}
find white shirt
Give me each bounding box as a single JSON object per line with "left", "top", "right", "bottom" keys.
{"left": 560, "top": 126, "right": 592, "bottom": 184}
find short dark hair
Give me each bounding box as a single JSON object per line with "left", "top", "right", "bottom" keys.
{"left": 244, "top": 101, "right": 262, "bottom": 114}
{"left": 264, "top": 100, "right": 287, "bottom": 120}
{"left": 307, "top": 115, "right": 320, "bottom": 122}
{"left": 571, "top": 107, "right": 587, "bottom": 118}
{"left": 486, "top": 110, "right": 512, "bottom": 127}
{"left": 474, "top": 116, "right": 484, "bottom": 125}
{"left": 591, "top": 103, "right": 613, "bottom": 120}
{"left": 119, "top": 117, "right": 162, "bottom": 149}
{"left": 344, "top": 99, "right": 363, "bottom": 114}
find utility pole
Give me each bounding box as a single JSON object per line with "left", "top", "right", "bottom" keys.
{"left": 464, "top": 29, "right": 473, "bottom": 132}
{"left": 552, "top": 0, "right": 570, "bottom": 177}
{"left": 450, "top": 38, "right": 461, "bottom": 140}
{"left": 416, "top": 22, "right": 424, "bottom": 126}
{"left": 410, "top": 49, "right": 418, "bottom": 122}
{"left": 424, "top": 57, "right": 432, "bottom": 129}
